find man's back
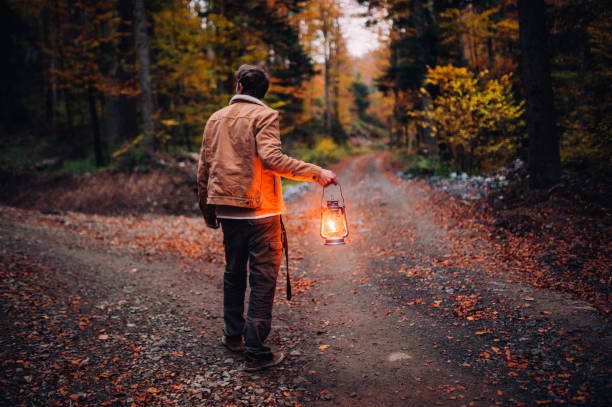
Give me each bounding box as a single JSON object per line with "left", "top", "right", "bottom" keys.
{"left": 200, "top": 94, "right": 321, "bottom": 213}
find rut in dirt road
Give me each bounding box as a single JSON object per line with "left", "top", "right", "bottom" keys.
{"left": 279, "top": 153, "right": 610, "bottom": 406}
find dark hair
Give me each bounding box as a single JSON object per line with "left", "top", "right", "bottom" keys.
{"left": 235, "top": 64, "right": 269, "bottom": 99}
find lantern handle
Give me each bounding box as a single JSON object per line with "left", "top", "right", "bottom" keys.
{"left": 321, "top": 182, "right": 345, "bottom": 205}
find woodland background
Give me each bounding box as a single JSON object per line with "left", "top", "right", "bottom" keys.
{"left": 0, "top": 0, "right": 610, "bottom": 186}
{"left": 1, "top": 2, "right": 611, "bottom": 405}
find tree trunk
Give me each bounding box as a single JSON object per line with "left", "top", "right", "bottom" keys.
{"left": 407, "top": 124, "right": 414, "bottom": 153}
{"left": 517, "top": 0, "right": 560, "bottom": 188}
{"left": 323, "top": 40, "right": 332, "bottom": 134}
{"left": 117, "top": 0, "right": 138, "bottom": 140}
{"left": 102, "top": 4, "right": 120, "bottom": 147}
{"left": 64, "top": 89, "right": 75, "bottom": 147}
{"left": 392, "top": 87, "right": 399, "bottom": 147}
{"left": 88, "top": 85, "right": 105, "bottom": 166}
{"left": 320, "top": 4, "right": 332, "bottom": 136}
{"left": 391, "top": 38, "right": 399, "bottom": 147}
{"left": 413, "top": 0, "right": 437, "bottom": 154}
{"left": 134, "top": 0, "right": 155, "bottom": 153}
{"left": 104, "top": 91, "right": 120, "bottom": 146}
{"left": 43, "top": 8, "right": 58, "bottom": 125}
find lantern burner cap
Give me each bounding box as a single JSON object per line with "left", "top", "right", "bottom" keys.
{"left": 324, "top": 237, "right": 346, "bottom": 245}
{"left": 326, "top": 199, "right": 340, "bottom": 209}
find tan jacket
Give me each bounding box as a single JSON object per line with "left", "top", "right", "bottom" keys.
{"left": 197, "top": 95, "right": 322, "bottom": 223}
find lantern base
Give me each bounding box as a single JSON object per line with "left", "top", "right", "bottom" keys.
{"left": 324, "top": 238, "right": 346, "bottom": 246}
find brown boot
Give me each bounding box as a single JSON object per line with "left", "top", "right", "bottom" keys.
{"left": 221, "top": 336, "right": 244, "bottom": 353}
{"left": 244, "top": 352, "right": 285, "bottom": 372}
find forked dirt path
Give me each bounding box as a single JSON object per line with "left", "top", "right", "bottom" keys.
{"left": 1, "top": 153, "right": 609, "bottom": 406}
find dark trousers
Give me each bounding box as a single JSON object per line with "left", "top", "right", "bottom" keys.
{"left": 220, "top": 215, "right": 282, "bottom": 357}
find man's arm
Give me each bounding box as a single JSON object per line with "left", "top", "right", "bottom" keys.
{"left": 196, "top": 132, "right": 219, "bottom": 229}
{"left": 255, "top": 110, "right": 337, "bottom": 186}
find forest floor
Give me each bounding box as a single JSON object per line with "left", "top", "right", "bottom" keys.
{"left": 1, "top": 153, "right": 610, "bottom": 406}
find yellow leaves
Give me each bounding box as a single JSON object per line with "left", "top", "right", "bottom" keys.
{"left": 161, "top": 119, "right": 179, "bottom": 127}
{"left": 98, "top": 334, "right": 109, "bottom": 340}
{"left": 268, "top": 101, "right": 288, "bottom": 109}
{"left": 112, "top": 135, "right": 144, "bottom": 158}
{"left": 318, "top": 344, "right": 330, "bottom": 350}
{"left": 420, "top": 64, "right": 525, "bottom": 169}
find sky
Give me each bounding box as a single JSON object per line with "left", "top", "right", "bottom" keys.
{"left": 337, "top": 0, "right": 387, "bottom": 57}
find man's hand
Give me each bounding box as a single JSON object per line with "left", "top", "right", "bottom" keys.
{"left": 200, "top": 203, "right": 220, "bottom": 229}
{"left": 318, "top": 169, "right": 338, "bottom": 187}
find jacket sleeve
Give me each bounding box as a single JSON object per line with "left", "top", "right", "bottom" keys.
{"left": 255, "top": 109, "right": 323, "bottom": 182}
{"left": 196, "top": 128, "right": 219, "bottom": 228}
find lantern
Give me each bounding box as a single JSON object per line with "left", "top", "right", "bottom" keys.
{"left": 320, "top": 184, "right": 349, "bottom": 245}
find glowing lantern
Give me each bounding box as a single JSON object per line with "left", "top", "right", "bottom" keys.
{"left": 320, "top": 184, "right": 349, "bottom": 245}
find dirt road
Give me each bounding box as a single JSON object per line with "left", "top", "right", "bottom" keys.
{"left": 1, "top": 153, "right": 609, "bottom": 406}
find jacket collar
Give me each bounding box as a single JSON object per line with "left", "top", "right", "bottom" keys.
{"left": 229, "top": 94, "right": 267, "bottom": 108}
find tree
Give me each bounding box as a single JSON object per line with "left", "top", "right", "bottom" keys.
{"left": 517, "top": 0, "right": 560, "bottom": 187}
{"left": 302, "top": 0, "right": 343, "bottom": 136}
{"left": 419, "top": 65, "right": 525, "bottom": 171}
{"left": 134, "top": 0, "right": 155, "bottom": 153}
{"left": 352, "top": 80, "right": 370, "bottom": 119}
{"left": 361, "top": 0, "right": 445, "bottom": 149}
{"left": 439, "top": 3, "right": 519, "bottom": 77}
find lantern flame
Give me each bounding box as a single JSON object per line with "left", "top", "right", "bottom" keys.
{"left": 326, "top": 218, "right": 337, "bottom": 233}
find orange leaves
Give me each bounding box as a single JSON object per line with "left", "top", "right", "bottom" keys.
{"left": 453, "top": 293, "right": 487, "bottom": 320}
{"left": 507, "top": 361, "right": 527, "bottom": 370}
{"left": 398, "top": 266, "right": 433, "bottom": 278}
{"left": 407, "top": 298, "right": 424, "bottom": 306}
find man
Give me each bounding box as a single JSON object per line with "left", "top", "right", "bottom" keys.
{"left": 197, "top": 64, "right": 337, "bottom": 372}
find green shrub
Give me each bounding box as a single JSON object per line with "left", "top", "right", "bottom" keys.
{"left": 295, "top": 138, "right": 344, "bottom": 167}
{"left": 62, "top": 158, "right": 97, "bottom": 174}
{"left": 0, "top": 145, "right": 44, "bottom": 172}
{"left": 398, "top": 153, "right": 452, "bottom": 177}
{"left": 110, "top": 150, "right": 159, "bottom": 173}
